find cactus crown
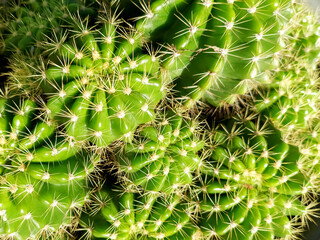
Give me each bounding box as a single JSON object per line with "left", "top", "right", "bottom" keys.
{"left": 197, "top": 111, "right": 318, "bottom": 239}
{"left": 116, "top": 109, "right": 206, "bottom": 194}
{"left": 7, "top": 2, "right": 168, "bottom": 148}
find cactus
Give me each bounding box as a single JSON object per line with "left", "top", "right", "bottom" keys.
{"left": 0, "top": 0, "right": 95, "bottom": 55}
{"left": 197, "top": 111, "right": 318, "bottom": 240}
{"left": 1, "top": 0, "right": 320, "bottom": 239}
{"left": 80, "top": 183, "right": 200, "bottom": 240}
{"left": 0, "top": 150, "right": 99, "bottom": 239}
{"left": 252, "top": 6, "right": 320, "bottom": 164}
{"left": 133, "top": 0, "right": 295, "bottom": 108}
{"left": 0, "top": 92, "right": 100, "bottom": 239}
{"left": 116, "top": 110, "right": 205, "bottom": 194}
{"left": 18, "top": 3, "right": 168, "bottom": 148}
{"left": 0, "top": 91, "right": 79, "bottom": 162}
{"left": 253, "top": 5, "right": 320, "bottom": 129}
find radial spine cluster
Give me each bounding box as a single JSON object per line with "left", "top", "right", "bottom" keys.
{"left": 0, "top": 0, "right": 320, "bottom": 239}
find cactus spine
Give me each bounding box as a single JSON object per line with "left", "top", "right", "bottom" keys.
{"left": 197, "top": 112, "right": 318, "bottom": 239}
{"left": 116, "top": 110, "right": 205, "bottom": 194}
{"left": 1, "top": 0, "right": 320, "bottom": 239}
{"left": 133, "top": 0, "right": 295, "bottom": 108}
{"left": 0, "top": 90, "right": 100, "bottom": 239}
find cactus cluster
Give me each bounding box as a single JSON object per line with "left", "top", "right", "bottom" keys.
{"left": 132, "top": 0, "right": 296, "bottom": 108}
{"left": 0, "top": 0, "right": 320, "bottom": 239}
{"left": 0, "top": 0, "right": 94, "bottom": 55}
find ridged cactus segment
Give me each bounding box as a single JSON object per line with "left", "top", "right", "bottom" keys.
{"left": 42, "top": 5, "right": 167, "bottom": 147}
{"left": 198, "top": 113, "right": 317, "bottom": 239}
{"left": 252, "top": 6, "right": 320, "bottom": 162}
{"left": 135, "top": 0, "right": 294, "bottom": 107}
{"left": 117, "top": 112, "right": 205, "bottom": 194}
{"left": 0, "top": 96, "right": 79, "bottom": 163}
{"left": 290, "top": 5, "right": 320, "bottom": 69}
{"left": 0, "top": 93, "right": 103, "bottom": 239}
{"left": 0, "top": 150, "right": 100, "bottom": 240}
{"left": 0, "top": 0, "right": 94, "bottom": 54}
{"left": 254, "top": 69, "right": 320, "bottom": 135}
{"left": 139, "top": 0, "right": 214, "bottom": 80}
{"left": 80, "top": 185, "right": 199, "bottom": 240}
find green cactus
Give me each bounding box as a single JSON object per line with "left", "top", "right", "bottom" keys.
{"left": 0, "top": 150, "right": 99, "bottom": 239}
{"left": 252, "top": 6, "right": 320, "bottom": 163}
{"left": 133, "top": 0, "right": 295, "bottom": 108}
{"left": 80, "top": 183, "right": 200, "bottom": 240}
{"left": 0, "top": 92, "right": 100, "bottom": 239}
{"left": 197, "top": 111, "right": 318, "bottom": 240}
{"left": 1, "top": 0, "right": 320, "bottom": 239}
{"left": 0, "top": 92, "right": 79, "bottom": 162}
{"left": 116, "top": 110, "right": 205, "bottom": 194}
{"left": 0, "top": 0, "right": 95, "bottom": 55}
{"left": 35, "top": 4, "right": 168, "bottom": 147}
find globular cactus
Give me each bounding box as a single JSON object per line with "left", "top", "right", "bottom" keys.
{"left": 0, "top": 150, "right": 99, "bottom": 240}
{"left": 0, "top": 92, "right": 78, "bottom": 162}
{"left": 0, "top": 0, "right": 95, "bottom": 55}
{"left": 197, "top": 111, "right": 318, "bottom": 240}
{"left": 253, "top": 5, "right": 320, "bottom": 130}
{"left": 252, "top": 6, "right": 320, "bottom": 164}
{"left": 289, "top": 4, "right": 320, "bottom": 70}
{"left": 30, "top": 3, "right": 168, "bottom": 148}
{"left": 80, "top": 183, "right": 200, "bottom": 240}
{"left": 116, "top": 110, "right": 205, "bottom": 194}
{"left": 133, "top": 0, "right": 295, "bottom": 108}
{"left": 0, "top": 92, "right": 101, "bottom": 239}
{"left": 254, "top": 68, "right": 320, "bottom": 140}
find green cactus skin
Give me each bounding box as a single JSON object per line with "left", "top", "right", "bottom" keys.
{"left": 134, "top": 0, "right": 294, "bottom": 108}
{"left": 0, "top": 150, "right": 99, "bottom": 240}
{"left": 0, "top": 95, "right": 79, "bottom": 163}
{"left": 0, "top": 95, "right": 100, "bottom": 239}
{"left": 37, "top": 4, "right": 167, "bottom": 148}
{"left": 0, "top": 0, "right": 95, "bottom": 55}
{"left": 197, "top": 112, "right": 317, "bottom": 240}
{"left": 80, "top": 184, "right": 200, "bottom": 240}
{"left": 116, "top": 111, "right": 205, "bottom": 194}
{"left": 252, "top": 6, "right": 320, "bottom": 162}
{"left": 254, "top": 69, "right": 319, "bottom": 137}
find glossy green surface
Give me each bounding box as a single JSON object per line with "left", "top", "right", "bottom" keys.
{"left": 135, "top": 0, "right": 294, "bottom": 107}
{"left": 0, "top": 97, "right": 79, "bottom": 161}
{"left": 80, "top": 185, "right": 199, "bottom": 240}
{"left": 117, "top": 112, "right": 205, "bottom": 194}
{"left": 0, "top": 96, "right": 100, "bottom": 239}
{"left": 197, "top": 113, "right": 316, "bottom": 239}
{"left": 42, "top": 6, "right": 166, "bottom": 147}
{"left": 0, "top": 151, "right": 99, "bottom": 239}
